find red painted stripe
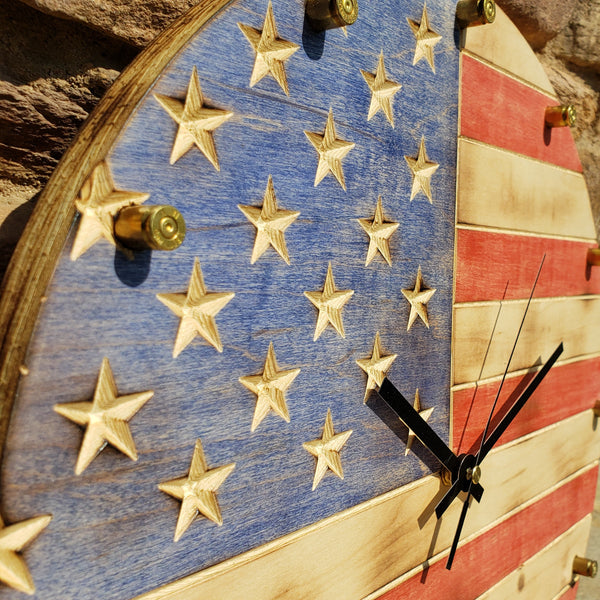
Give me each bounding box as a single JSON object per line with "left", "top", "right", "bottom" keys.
{"left": 378, "top": 467, "right": 597, "bottom": 600}
{"left": 461, "top": 55, "right": 582, "bottom": 172}
{"left": 455, "top": 229, "right": 600, "bottom": 303}
{"left": 452, "top": 358, "right": 600, "bottom": 455}
{"left": 558, "top": 582, "right": 579, "bottom": 600}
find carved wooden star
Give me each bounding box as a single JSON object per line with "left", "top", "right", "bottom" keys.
{"left": 360, "top": 52, "right": 402, "bottom": 127}
{"left": 404, "top": 137, "right": 439, "bottom": 203}
{"left": 401, "top": 266, "right": 436, "bottom": 331}
{"left": 303, "top": 409, "right": 352, "bottom": 490}
{"left": 238, "top": 176, "right": 300, "bottom": 265}
{"left": 305, "top": 109, "right": 355, "bottom": 190}
{"left": 158, "top": 439, "right": 235, "bottom": 541}
{"left": 71, "top": 161, "right": 150, "bottom": 261}
{"left": 157, "top": 258, "right": 235, "bottom": 357}
{"left": 0, "top": 514, "right": 51, "bottom": 595}
{"left": 54, "top": 358, "right": 153, "bottom": 475}
{"left": 239, "top": 342, "right": 301, "bottom": 432}
{"left": 356, "top": 332, "right": 398, "bottom": 402}
{"left": 238, "top": 1, "right": 299, "bottom": 96}
{"left": 407, "top": 3, "right": 442, "bottom": 73}
{"left": 304, "top": 263, "right": 354, "bottom": 341}
{"left": 357, "top": 196, "right": 399, "bottom": 266}
{"left": 405, "top": 389, "right": 435, "bottom": 456}
{"left": 154, "top": 66, "right": 233, "bottom": 168}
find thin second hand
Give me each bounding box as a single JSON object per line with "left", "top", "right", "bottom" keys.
{"left": 476, "top": 253, "right": 546, "bottom": 463}
{"left": 446, "top": 254, "right": 546, "bottom": 570}
{"left": 453, "top": 282, "right": 506, "bottom": 471}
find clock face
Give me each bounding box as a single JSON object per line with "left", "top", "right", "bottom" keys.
{"left": 1, "top": 1, "right": 459, "bottom": 597}
{"left": 1, "top": 0, "right": 600, "bottom": 599}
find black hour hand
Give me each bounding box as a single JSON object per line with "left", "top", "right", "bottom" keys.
{"left": 377, "top": 380, "right": 485, "bottom": 512}
{"left": 377, "top": 379, "right": 484, "bottom": 498}
{"left": 377, "top": 379, "right": 457, "bottom": 472}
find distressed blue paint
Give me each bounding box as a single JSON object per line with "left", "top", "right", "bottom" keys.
{"left": 1, "top": 0, "right": 458, "bottom": 598}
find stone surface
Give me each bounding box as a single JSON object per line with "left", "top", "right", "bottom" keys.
{"left": 548, "top": 0, "right": 600, "bottom": 71}
{"left": 17, "top": 0, "right": 200, "bottom": 47}
{"left": 537, "top": 0, "right": 600, "bottom": 238}
{"left": 578, "top": 471, "right": 600, "bottom": 599}
{"left": 0, "top": 0, "right": 136, "bottom": 277}
{"left": 0, "top": 0, "right": 599, "bottom": 268}
{"left": 0, "top": 0, "right": 597, "bottom": 273}
{"left": 499, "top": 0, "right": 578, "bottom": 49}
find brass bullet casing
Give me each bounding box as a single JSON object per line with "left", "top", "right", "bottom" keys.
{"left": 573, "top": 556, "right": 598, "bottom": 578}
{"left": 305, "top": 0, "right": 358, "bottom": 31}
{"left": 587, "top": 248, "right": 600, "bottom": 266}
{"left": 545, "top": 105, "right": 577, "bottom": 128}
{"left": 114, "top": 205, "right": 186, "bottom": 251}
{"left": 456, "top": 0, "right": 496, "bottom": 27}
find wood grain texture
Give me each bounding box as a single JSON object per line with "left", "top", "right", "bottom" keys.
{"left": 129, "top": 410, "right": 600, "bottom": 599}
{"left": 460, "top": 55, "right": 582, "bottom": 172}
{"left": 0, "top": 0, "right": 236, "bottom": 466}
{"left": 455, "top": 228, "right": 600, "bottom": 303}
{"left": 461, "top": 7, "right": 555, "bottom": 95}
{"left": 473, "top": 516, "right": 591, "bottom": 600}
{"left": 452, "top": 356, "right": 600, "bottom": 455}
{"left": 374, "top": 470, "right": 596, "bottom": 600}
{"left": 453, "top": 296, "right": 600, "bottom": 385}
{"left": 1, "top": 3, "right": 598, "bottom": 599}
{"left": 0, "top": 1, "right": 461, "bottom": 598}
{"left": 456, "top": 139, "right": 594, "bottom": 239}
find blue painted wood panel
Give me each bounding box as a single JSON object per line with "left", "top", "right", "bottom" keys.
{"left": 1, "top": 0, "right": 459, "bottom": 597}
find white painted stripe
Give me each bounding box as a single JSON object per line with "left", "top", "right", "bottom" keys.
{"left": 453, "top": 295, "right": 600, "bottom": 385}
{"left": 462, "top": 6, "right": 556, "bottom": 95}
{"left": 457, "top": 138, "right": 595, "bottom": 240}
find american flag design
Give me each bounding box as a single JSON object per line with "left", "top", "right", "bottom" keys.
{"left": 1, "top": 1, "right": 599, "bottom": 599}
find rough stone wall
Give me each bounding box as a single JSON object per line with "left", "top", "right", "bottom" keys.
{"left": 1, "top": 0, "right": 599, "bottom": 282}
{"left": 0, "top": 0, "right": 139, "bottom": 277}
{"left": 502, "top": 0, "right": 600, "bottom": 238}
{"left": 534, "top": 0, "right": 600, "bottom": 240}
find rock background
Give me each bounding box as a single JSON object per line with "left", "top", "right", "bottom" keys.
{"left": 0, "top": 2, "right": 599, "bottom": 598}
{"left": 0, "top": 0, "right": 599, "bottom": 280}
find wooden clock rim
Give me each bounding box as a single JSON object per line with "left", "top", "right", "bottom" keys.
{"left": 0, "top": 0, "right": 236, "bottom": 465}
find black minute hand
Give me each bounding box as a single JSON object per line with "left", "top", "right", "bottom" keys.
{"left": 443, "top": 342, "right": 563, "bottom": 569}
{"left": 480, "top": 342, "right": 563, "bottom": 460}
{"left": 435, "top": 342, "right": 563, "bottom": 520}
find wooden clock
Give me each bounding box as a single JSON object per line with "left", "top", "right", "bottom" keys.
{"left": 0, "top": 0, "right": 599, "bottom": 598}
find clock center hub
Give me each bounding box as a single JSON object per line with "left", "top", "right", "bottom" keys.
{"left": 456, "top": 453, "right": 481, "bottom": 492}
{"left": 466, "top": 465, "right": 482, "bottom": 485}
